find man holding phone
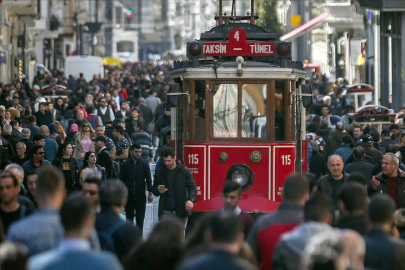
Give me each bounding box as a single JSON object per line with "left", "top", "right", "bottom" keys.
{"left": 369, "top": 153, "right": 405, "bottom": 208}
{"left": 152, "top": 147, "right": 197, "bottom": 224}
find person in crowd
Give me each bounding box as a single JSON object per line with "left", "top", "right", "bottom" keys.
{"left": 48, "top": 123, "right": 61, "bottom": 145}
{"left": 352, "top": 124, "right": 363, "bottom": 145}
{"left": 85, "top": 106, "right": 103, "bottom": 128}
{"left": 97, "top": 97, "right": 115, "bottom": 124}
{"left": 306, "top": 123, "right": 325, "bottom": 153}
{"left": 308, "top": 140, "right": 327, "bottom": 180}
{"left": 248, "top": 174, "right": 309, "bottom": 270}
{"left": 390, "top": 124, "right": 401, "bottom": 143}
{"left": 112, "top": 125, "right": 129, "bottom": 163}
{"left": 131, "top": 126, "right": 154, "bottom": 161}
{"left": 95, "top": 180, "right": 141, "bottom": 262}
{"left": 95, "top": 125, "right": 116, "bottom": 156}
{"left": 344, "top": 146, "right": 374, "bottom": 183}
{"left": 22, "top": 145, "right": 52, "bottom": 177}
{"left": 180, "top": 212, "right": 255, "bottom": 270}
{"left": 334, "top": 182, "right": 369, "bottom": 234}
{"left": 369, "top": 153, "right": 405, "bottom": 208}
{"left": 273, "top": 193, "right": 335, "bottom": 270}
{"left": 66, "top": 123, "right": 79, "bottom": 144}
{"left": 39, "top": 125, "right": 58, "bottom": 163}
{"left": 34, "top": 102, "right": 52, "bottom": 127}
{"left": 0, "top": 172, "right": 34, "bottom": 233}
{"left": 362, "top": 134, "right": 384, "bottom": 165}
{"left": 5, "top": 163, "right": 27, "bottom": 196}
{"left": 333, "top": 135, "right": 354, "bottom": 162}
{"left": 316, "top": 155, "right": 349, "bottom": 206}
{"left": 82, "top": 176, "right": 102, "bottom": 211}
{"left": 2, "top": 124, "right": 18, "bottom": 153}
{"left": 54, "top": 121, "right": 66, "bottom": 143}
{"left": 75, "top": 109, "right": 85, "bottom": 122}
{"left": 47, "top": 102, "right": 60, "bottom": 122}
{"left": 125, "top": 107, "right": 145, "bottom": 136}
{"left": 394, "top": 208, "right": 405, "bottom": 240}
{"left": 25, "top": 171, "right": 39, "bottom": 208}
{"left": 94, "top": 136, "right": 114, "bottom": 178}
{"left": 7, "top": 167, "right": 65, "bottom": 256}
{"left": 25, "top": 115, "right": 39, "bottom": 140}
{"left": 54, "top": 97, "right": 67, "bottom": 116}
{"left": 139, "top": 98, "right": 154, "bottom": 131}
{"left": 80, "top": 151, "right": 107, "bottom": 182}
{"left": 364, "top": 194, "right": 405, "bottom": 270}
{"left": 116, "top": 100, "right": 131, "bottom": 121}
{"left": 73, "top": 121, "right": 96, "bottom": 168}
{"left": 9, "top": 120, "right": 21, "bottom": 140}
{"left": 123, "top": 217, "right": 184, "bottom": 270}
{"left": 120, "top": 143, "right": 153, "bottom": 233}
{"left": 0, "top": 242, "right": 29, "bottom": 270}
{"left": 0, "top": 125, "right": 15, "bottom": 163}
{"left": 221, "top": 181, "right": 254, "bottom": 238}
{"left": 323, "top": 122, "right": 346, "bottom": 159}
{"left": 29, "top": 194, "right": 123, "bottom": 270}
{"left": 10, "top": 142, "right": 29, "bottom": 166}
{"left": 380, "top": 128, "right": 397, "bottom": 150}
{"left": 52, "top": 142, "right": 80, "bottom": 193}
{"left": 152, "top": 147, "right": 197, "bottom": 224}
{"left": 19, "top": 128, "right": 34, "bottom": 157}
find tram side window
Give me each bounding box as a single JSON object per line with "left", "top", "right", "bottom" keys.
{"left": 275, "top": 80, "right": 286, "bottom": 141}
{"left": 213, "top": 84, "right": 238, "bottom": 138}
{"left": 242, "top": 84, "right": 267, "bottom": 138}
{"left": 194, "top": 80, "right": 206, "bottom": 141}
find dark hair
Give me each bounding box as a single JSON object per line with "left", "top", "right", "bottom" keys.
{"left": 37, "top": 166, "right": 65, "bottom": 198}
{"left": 113, "top": 125, "right": 124, "bottom": 135}
{"left": 0, "top": 242, "right": 29, "bottom": 270}
{"left": 390, "top": 124, "right": 400, "bottom": 130}
{"left": 307, "top": 123, "right": 319, "bottom": 133}
{"left": 162, "top": 147, "right": 176, "bottom": 159}
{"left": 0, "top": 172, "right": 19, "bottom": 187}
{"left": 86, "top": 106, "right": 95, "bottom": 114}
{"left": 370, "top": 130, "right": 380, "bottom": 143}
{"left": 33, "top": 134, "right": 45, "bottom": 141}
{"left": 338, "top": 183, "right": 368, "bottom": 213}
{"left": 352, "top": 146, "right": 365, "bottom": 159}
{"left": 347, "top": 172, "right": 367, "bottom": 186}
{"left": 342, "top": 135, "right": 354, "bottom": 148}
{"left": 123, "top": 217, "right": 184, "bottom": 270}
{"left": 304, "top": 193, "right": 332, "bottom": 222}
{"left": 185, "top": 213, "right": 215, "bottom": 254}
{"left": 130, "top": 143, "right": 142, "bottom": 151}
{"left": 211, "top": 212, "right": 243, "bottom": 244}
{"left": 28, "top": 115, "right": 36, "bottom": 123}
{"left": 82, "top": 151, "right": 96, "bottom": 169}
{"left": 368, "top": 194, "right": 396, "bottom": 225}
{"left": 305, "top": 172, "right": 317, "bottom": 194}
{"left": 83, "top": 176, "right": 102, "bottom": 187}
{"left": 55, "top": 142, "right": 72, "bottom": 158}
{"left": 99, "top": 180, "right": 128, "bottom": 209}
{"left": 283, "top": 174, "right": 309, "bottom": 202}
{"left": 222, "top": 181, "right": 242, "bottom": 196}
{"left": 30, "top": 145, "right": 43, "bottom": 155}
{"left": 61, "top": 193, "right": 93, "bottom": 233}
{"left": 381, "top": 129, "right": 390, "bottom": 138}
{"left": 39, "top": 102, "right": 47, "bottom": 107}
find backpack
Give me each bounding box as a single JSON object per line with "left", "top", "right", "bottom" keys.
{"left": 85, "top": 115, "right": 98, "bottom": 129}
{"left": 97, "top": 221, "right": 127, "bottom": 252}
{"left": 111, "top": 161, "right": 121, "bottom": 178}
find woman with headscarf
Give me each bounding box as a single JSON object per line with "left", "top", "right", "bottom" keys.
{"left": 48, "top": 123, "right": 61, "bottom": 144}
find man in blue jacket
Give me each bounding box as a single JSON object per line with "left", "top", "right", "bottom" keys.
{"left": 120, "top": 143, "right": 152, "bottom": 234}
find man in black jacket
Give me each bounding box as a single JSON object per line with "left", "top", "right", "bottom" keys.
{"left": 120, "top": 143, "right": 153, "bottom": 234}
{"left": 152, "top": 147, "right": 197, "bottom": 223}
{"left": 95, "top": 136, "right": 113, "bottom": 179}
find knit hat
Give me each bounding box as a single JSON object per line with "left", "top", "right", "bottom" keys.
{"left": 70, "top": 124, "right": 79, "bottom": 132}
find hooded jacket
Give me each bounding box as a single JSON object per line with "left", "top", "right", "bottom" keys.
{"left": 324, "top": 131, "right": 346, "bottom": 158}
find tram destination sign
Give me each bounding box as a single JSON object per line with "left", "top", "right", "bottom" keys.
{"left": 203, "top": 28, "right": 275, "bottom": 57}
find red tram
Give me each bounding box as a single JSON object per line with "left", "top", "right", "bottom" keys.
{"left": 167, "top": 1, "right": 312, "bottom": 213}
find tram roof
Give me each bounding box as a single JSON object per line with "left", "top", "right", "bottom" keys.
{"left": 171, "top": 61, "right": 307, "bottom": 80}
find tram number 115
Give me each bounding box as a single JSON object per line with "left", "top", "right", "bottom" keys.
{"left": 281, "top": 155, "right": 291, "bottom": 165}
{"left": 188, "top": 154, "right": 199, "bottom": 165}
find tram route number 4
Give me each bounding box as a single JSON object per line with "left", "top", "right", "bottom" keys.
{"left": 281, "top": 155, "right": 291, "bottom": 165}
{"left": 188, "top": 154, "right": 199, "bottom": 165}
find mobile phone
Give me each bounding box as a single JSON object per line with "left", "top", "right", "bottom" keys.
{"left": 158, "top": 185, "right": 165, "bottom": 189}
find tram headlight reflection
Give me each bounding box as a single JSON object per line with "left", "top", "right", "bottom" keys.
{"left": 226, "top": 164, "right": 254, "bottom": 191}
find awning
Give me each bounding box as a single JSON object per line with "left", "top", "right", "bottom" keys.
{"left": 280, "top": 12, "right": 329, "bottom": 42}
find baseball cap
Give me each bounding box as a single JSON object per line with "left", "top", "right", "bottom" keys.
{"left": 113, "top": 118, "right": 124, "bottom": 124}
{"left": 362, "top": 134, "right": 373, "bottom": 143}
{"left": 93, "top": 136, "right": 107, "bottom": 143}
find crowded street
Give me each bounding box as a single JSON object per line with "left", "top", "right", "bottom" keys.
{"left": 1, "top": 0, "right": 405, "bottom": 270}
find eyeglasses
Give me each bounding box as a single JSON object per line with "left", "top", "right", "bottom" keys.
{"left": 83, "top": 190, "right": 98, "bottom": 196}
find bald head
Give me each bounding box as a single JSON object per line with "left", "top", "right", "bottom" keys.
{"left": 39, "top": 125, "right": 50, "bottom": 136}
{"left": 335, "top": 122, "right": 344, "bottom": 132}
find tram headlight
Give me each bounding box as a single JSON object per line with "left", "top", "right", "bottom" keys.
{"left": 187, "top": 42, "right": 203, "bottom": 58}
{"left": 226, "top": 164, "right": 254, "bottom": 191}
{"left": 276, "top": 42, "right": 291, "bottom": 58}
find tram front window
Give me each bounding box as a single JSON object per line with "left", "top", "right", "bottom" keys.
{"left": 242, "top": 84, "right": 267, "bottom": 138}
{"left": 213, "top": 84, "right": 238, "bottom": 138}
